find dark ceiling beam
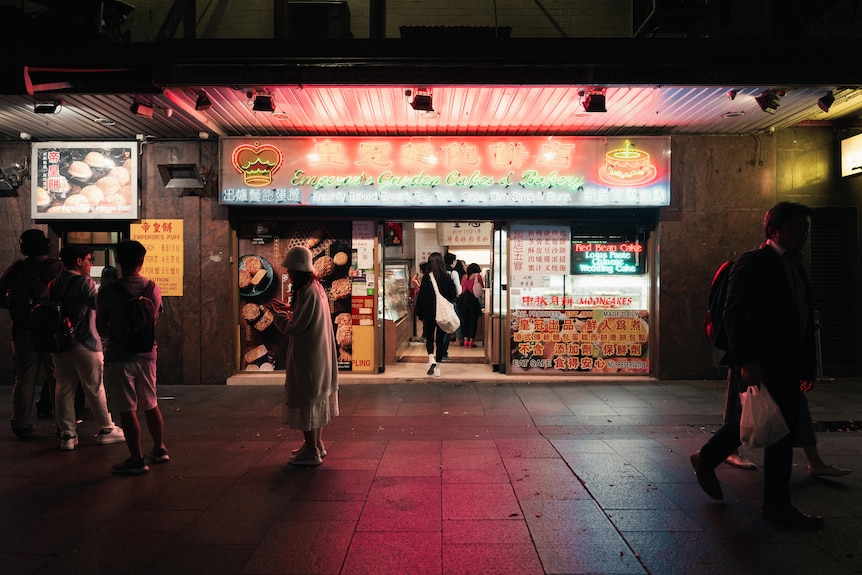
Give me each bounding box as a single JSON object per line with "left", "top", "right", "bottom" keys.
{"left": 2, "top": 38, "right": 861, "bottom": 95}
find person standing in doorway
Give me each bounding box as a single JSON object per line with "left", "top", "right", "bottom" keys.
{"left": 415, "top": 252, "right": 458, "bottom": 377}
{"left": 443, "top": 252, "right": 462, "bottom": 353}
{"left": 97, "top": 241, "right": 167, "bottom": 475}
{"left": 459, "top": 263, "right": 484, "bottom": 348}
{"left": 0, "top": 229, "right": 64, "bottom": 438}
{"left": 691, "top": 202, "right": 823, "bottom": 529}
{"left": 271, "top": 246, "right": 339, "bottom": 466}
{"left": 52, "top": 244, "right": 125, "bottom": 451}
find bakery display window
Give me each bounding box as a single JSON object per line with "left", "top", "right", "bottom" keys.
{"left": 237, "top": 221, "right": 355, "bottom": 372}
{"left": 508, "top": 223, "right": 651, "bottom": 374}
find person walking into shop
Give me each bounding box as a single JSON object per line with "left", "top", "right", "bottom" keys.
{"left": 52, "top": 244, "right": 125, "bottom": 451}
{"left": 0, "top": 229, "right": 64, "bottom": 438}
{"left": 443, "top": 252, "right": 462, "bottom": 353}
{"left": 459, "top": 263, "right": 484, "bottom": 348}
{"left": 271, "top": 246, "right": 339, "bottom": 467}
{"left": 691, "top": 201, "right": 823, "bottom": 529}
{"left": 97, "top": 241, "right": 167, "bottom": 475}
{"left": 415, "top": 252, "right": 458, "bottom": 377}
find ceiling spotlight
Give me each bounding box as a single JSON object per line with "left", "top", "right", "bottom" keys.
{"left": 818, "top": 90, "right": 835, "bottom": 113}
{"left": 755, "top": 90, "right": 784, "bottom": 114}
{"left": 130, "top": 98, "right": 154, "bottom": 118}
{"left": 726, "top": 90, "right": 739, "bottom": 100}
{"left": 34, "top": 99, "right": 62, "bottom": 114}
{"left": 195, "top": 90, "right": 212, "bottom": 111}
{"left": 582, "top": 88, "right": 607, "bottom": 113}
{"left": 251, "top": 92, "right": 276, "bottom": 113}
{"left": 408, "top": 88, "right": 434, "bottom": 112}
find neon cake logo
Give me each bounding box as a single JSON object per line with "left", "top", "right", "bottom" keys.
{"left": 231, "top": 142, "right": 284, "bottom": 187}
{"left": 598, "top": 141, "right": 658, "bottom": 187}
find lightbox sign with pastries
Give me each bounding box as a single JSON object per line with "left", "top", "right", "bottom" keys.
{"left": 219, "top": 137, "right": 670, "bottom": 209}
{"left": 31, "top": 142, "right": 138, "bottom": 220}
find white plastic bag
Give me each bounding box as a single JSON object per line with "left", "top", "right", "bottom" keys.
{"left": 739, "top": 385, "right": 790, "bottom": 448}
{"left": 430, "top": 273, "right": 460, "bottom": 334}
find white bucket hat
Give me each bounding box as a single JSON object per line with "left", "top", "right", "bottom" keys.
{"left": 282, "top": 246, "right": 314, "bottom": 272}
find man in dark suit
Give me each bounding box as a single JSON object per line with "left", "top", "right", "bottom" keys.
{"left": 691, "top": 202, "right": 823, "bottom": 529}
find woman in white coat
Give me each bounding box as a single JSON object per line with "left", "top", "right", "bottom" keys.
{"left": 271, "top": 246, "right": 339, "bottom": 466}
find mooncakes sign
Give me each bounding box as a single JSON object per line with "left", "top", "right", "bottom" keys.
{"left": 219, "top": 137, "right": 670, "bottom": 209}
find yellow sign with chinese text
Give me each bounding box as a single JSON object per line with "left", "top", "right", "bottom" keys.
{"left": 130, "top": 220, "right": 183, "bottom": 296}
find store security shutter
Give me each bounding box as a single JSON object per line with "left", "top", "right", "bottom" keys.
{"left": 274, "top": 1, "right": 352, "bottom": 39}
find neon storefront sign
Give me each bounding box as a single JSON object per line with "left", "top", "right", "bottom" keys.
{"left": 219, "top": 136, "right": 670, "bottom": 208}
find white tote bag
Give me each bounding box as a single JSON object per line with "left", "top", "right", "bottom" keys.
{"left": 430, "top": 273, "right": 460, "bottom": 334}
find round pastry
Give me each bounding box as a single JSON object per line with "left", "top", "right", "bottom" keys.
{"left": 95, "top": 175, "right": 121, "bottom": 196}
{"left": 336, "top": 324, "right": 353, "bottom": 350}
{"left": 79, "top": 185, "right": 105, "bottom": 205}
{"left": 330, "top": 278, "right": 351, "bottom": 300}
{"left": 244, "top": 256, "right": 262, "bottom": 275}
{"left": 84, "top": 151, "right": 109, "bottom": 168}
{"left": 117, "top": 185, "right": 132, "bottom": 203}
{"left": 63, "top": 194, "right": 91, "bottom": 213}
{"left": 67, "top": 161, "right": 92, "bottom": 181}
{"left": 244, "top": 363, "right": 260, "bottom": 371}
{"left": 314, "top": 256, "right": 335, "bottom": 278}
{"left": 335, "top": 312, "right": 352, "bottom": 327}
{"left": 35, "top": 186, "right": 51, "bottom": 207}
{"left": 333, "top": 252, "right": 349, "bottom": 266}
{"left": 258, "top": 362, "right": 275, "bottom": 371}
{"left": 241, "top": 303, "right": 261, "bottom": 322}
{"left": 109, "top": 166, "right": 131, "bottom": 186}
{"left": 55, "top": 176, "right": 71, "bottom": 193}
{"left": 101, "top": 193, "right": 128, "bottom": 209}
{"left": 243, "top": 344, "right": 268, "bottom": 363}
{"left": 239, "top": 269, "right": 253, "bottom": 289}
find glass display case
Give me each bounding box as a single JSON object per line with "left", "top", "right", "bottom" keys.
{"left": 383, "top": 264, "right": 410, "bottom": 321}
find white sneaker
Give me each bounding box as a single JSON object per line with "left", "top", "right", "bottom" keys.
{"left": 60, "top": 434, "right": 78, "bottom": 450}
{"left": 96, "top": 426, "right": 126, "bottom": 445}
{"left": 433, "top": 366, "right": 441, "bottom": 377}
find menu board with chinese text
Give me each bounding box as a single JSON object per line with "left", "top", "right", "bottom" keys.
{"left": 130, "top": 220, "right": 183, "bottom": 296}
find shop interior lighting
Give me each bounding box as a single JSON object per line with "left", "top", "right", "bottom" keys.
{"left": 755, "top": 90, "right": 784, "bottom": 114}
{"left": 195, "top": 90, "right": 213, "bottom": 111}
{"left": 818, "top": 90, "right": 835, "bottom": 113}
{"left": 581, "top": 88, "right": 607, "bottom": 113}
{"left": 34, "top": 99, "right": 62, "bottom": 114}
{"left": 158, "top": 164, "right": 205, "bottom": 189}
{"left": 408, "top": 88, "right": 434, "bottom": 112}
{"left": 130, "top": 98, "right": 154, "bottom": 118}
{"left": 251, "top": 92, "right": 276, "bottom": 113}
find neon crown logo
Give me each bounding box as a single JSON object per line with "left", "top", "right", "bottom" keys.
{"left": 231, "top": 142, "right": 284, "bottom": 187}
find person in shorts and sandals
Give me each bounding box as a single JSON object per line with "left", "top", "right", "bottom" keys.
{"left": 97, "top": 240, "right": 167, "bottom": 475}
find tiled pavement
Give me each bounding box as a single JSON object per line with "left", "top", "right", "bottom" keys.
{"left": 1, "top": 376, "right": 861, "bottom": 575}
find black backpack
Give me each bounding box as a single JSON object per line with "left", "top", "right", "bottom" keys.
{"left": 29, "top": 277, "right": 79, "bottom": 353}
{"left": 112, "top": 281, "right": 157, "bottom": 353}
{"left": 4, "top": 259, "right": 54, "bottom": 329}
{"left": 704, "top": 260, "right": 734, "bottom": 351}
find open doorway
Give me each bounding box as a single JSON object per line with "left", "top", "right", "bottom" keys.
{"left": 382, "top": 221, "right": 493, "bottom": 366}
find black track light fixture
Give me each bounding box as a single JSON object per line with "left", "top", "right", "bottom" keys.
{"left": 818, "top": 91, "right": 835, "bottom": 113}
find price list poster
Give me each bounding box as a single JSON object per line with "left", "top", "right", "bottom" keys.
{"left": 130, "top": 220, "right": 184, "bottom": 296}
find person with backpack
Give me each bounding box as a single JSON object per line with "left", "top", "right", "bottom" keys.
{"left": 458, "top": 263, "right": 484, "bottom": 348}
{"left": 691, "top": 202, "right": 826, "bottom": 529}
{"left": 0, "top": 229, "right": 64, "bottom": 439}
{"left": 51, "top": 244, "right": 125, "bottom": 451}
{"left": 96, "top": 240, "right": 167, "bottom": 475}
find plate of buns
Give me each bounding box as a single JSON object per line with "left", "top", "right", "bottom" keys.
{"left": 239, "top": 254, "right": 274, "bottom": 297}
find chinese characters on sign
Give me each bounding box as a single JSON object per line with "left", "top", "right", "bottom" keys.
{"left": 130, "top": 220, "right": 183, "bottom": 296}
{"left": 219, "top": 137, "right": 671, "bottom": 208}
{"left": 510, "top": 224, "right": 571, "bottom": 288}
{"left": 436, "top": 222, "right": 493, "bottom": 246}
{"left": 510, "top": 309, "right": 649, "bottom": 374}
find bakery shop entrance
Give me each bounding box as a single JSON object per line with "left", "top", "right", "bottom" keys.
{"left": 382, "top": 221, "right": 493, "bottom": 368}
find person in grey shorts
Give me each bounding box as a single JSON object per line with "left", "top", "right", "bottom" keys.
{"left": 96, "top": 240, "right": 167, "bottom": 475}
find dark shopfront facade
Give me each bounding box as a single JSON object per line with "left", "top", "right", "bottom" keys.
{"left": 2, "top": 128, "right": 861, "bottom": 386}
